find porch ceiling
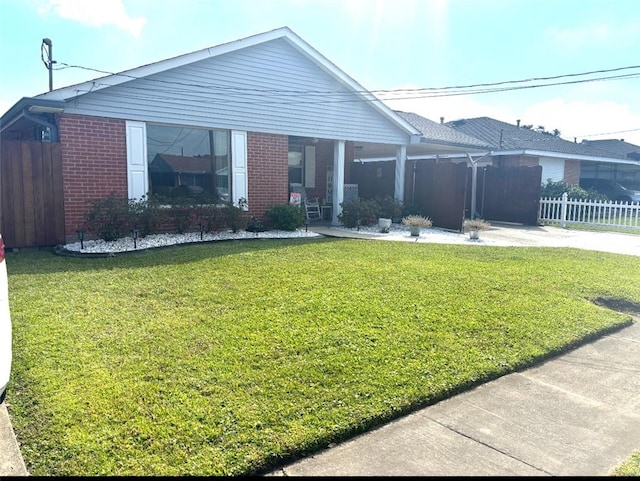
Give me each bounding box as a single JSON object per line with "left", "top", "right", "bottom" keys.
{"left": 353, "top": 141, "right": 488, "bottom": 161}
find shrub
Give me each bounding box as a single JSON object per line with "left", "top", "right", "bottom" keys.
{"left": 168, "top": 204, "right": 196, "bottom": 234}
{"left": 246, "top": 216, "right": 267, "bottom": 233}
{"left": 463, "top": 218, "right": 490, "bottom": 231}
{"left": 85, "top": 192, "right": 133, "bottom": 242}
{"left": 129, "top": 196, "right": 162, "bottom": 238}
{"left": 224, "top": 198, "right": 248, "bottom": 233}
{"left": 338, "top": 199, "right": 377, "bottom": 227}
{"left": 265, "top": 204, "right": 305, "bottom": 231}
{"left": 401, "top": 215, "right": 432, "bottom": 228}
{"left": 372, "top": 196, "right": 403, "bottom": 221}
{"left": 193, "top": 205, "right": 225, "bottom": 233}
{"left": 541, "top": 180, "right": 607, "bottom": 202}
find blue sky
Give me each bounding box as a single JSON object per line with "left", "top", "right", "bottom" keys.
{"left": 2, "top": 0, "right": 640, "bottom": 145}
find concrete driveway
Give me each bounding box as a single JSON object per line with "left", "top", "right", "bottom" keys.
{"left": 313, "top": 223, "right": 640, "bottom": 257}
{"left": 477, "top": 223, "right": 640, "bottom": 256}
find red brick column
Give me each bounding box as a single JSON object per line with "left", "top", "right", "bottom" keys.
{"left": 246, "top": 132, "right": 289, "bottom": 219}
{"left": 563, "top": 159, "right": 581, "bottom": 185}
{"left": 57, "top": 114, "right": 127, "bottom": 241}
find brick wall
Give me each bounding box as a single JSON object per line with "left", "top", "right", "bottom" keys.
{"left": 247, "top": 131, "right": 289, "bottom": 219}
{"left": 57, "top": 114, "right": 128, "bottom": 241}
{"left": 563, "top": 159, "right": 581, "bottom": 184}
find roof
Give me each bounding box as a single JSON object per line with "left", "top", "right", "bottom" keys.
{"left": 150, "top": 154, "right": 213, "bottom": 174}
{"left": 580, "top": 139, "right": 640, "bottom": 160}
{"left": 394, "top": 111, "right": 491, "bottom": 150}
{"left": 446, "top": 117, "right": 634, "bottom": 162}
{"left": 28, "top": 27, "right": 420, "bottom": 141}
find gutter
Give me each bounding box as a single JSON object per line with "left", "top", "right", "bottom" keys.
{"left": 22, "top": 108, "right": 59, "bottom": 142}
{"left": 0, "top": 97, "right": 64, "bottom": 139}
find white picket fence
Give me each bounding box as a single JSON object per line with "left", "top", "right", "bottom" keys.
{"left": 539, "top": 193, "right": 640, "bottom": 229}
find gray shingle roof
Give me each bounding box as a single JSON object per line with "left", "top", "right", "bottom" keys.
{"left": 394, "top": 111, "right": 491, "bottom": 149}
{"left": 445, "top": 117, "right": 630, "bottom": 160}
{"left": 580, "top": 139, "right": 640, "bottom": 160}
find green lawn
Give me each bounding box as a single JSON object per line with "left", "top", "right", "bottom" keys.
{"left": 5, "top": 238, "right": 640, "bottom": 476}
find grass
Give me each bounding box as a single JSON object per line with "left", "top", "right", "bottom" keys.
{"left": 5, "top": 238, "right": 640, "bottom": 476}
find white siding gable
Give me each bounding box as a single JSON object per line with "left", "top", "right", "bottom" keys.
{"left": 60, "top": 39, "right": 411, "bottom": 145}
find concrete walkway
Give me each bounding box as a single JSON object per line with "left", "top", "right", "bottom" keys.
{"left": 311, "top": 222, "right": 640, "bottom": 257}
{"left": 0, "top": 403, "right": 28, "bottom": 476}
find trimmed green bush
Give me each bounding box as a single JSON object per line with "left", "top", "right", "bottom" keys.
{"left": 266, "top": 204, "right": 305, "bottom": 231}
{"left": 338, "top": 199, "right": 377, "bottom": 227}
{"left": 84, "top": 192, "right": 132, "bottom": 242}
{"left": 372, "top": 196, "right": 403, "bottom": 221}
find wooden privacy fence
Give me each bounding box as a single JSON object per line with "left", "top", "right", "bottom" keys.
{"left": 539, "top": 192, "right": 640, "bottom": 229}
{"left": 471, "top": 165, "right": 542, "bottom": 226}
{"left": 0, "top": 141, "right": 65, "bottom": 248}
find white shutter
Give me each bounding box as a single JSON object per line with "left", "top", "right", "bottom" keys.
{"left": 231, "top": 130, "right": 248, "bottom": 209}
{"left": 304, "top": 145, "right": 316, "bottom": 188}
{"left": 126, "top": 121, "right": 148, "bottom": 200}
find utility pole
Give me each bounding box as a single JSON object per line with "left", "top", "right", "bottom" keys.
{"left": 41, "top": 38, "right": 56, "bottom": 92}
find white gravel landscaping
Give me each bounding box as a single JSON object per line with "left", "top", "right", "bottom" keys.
{"left": 62, "top": 229, "right": 322, "bottom": 254}
{"left": 61, "top": 223, "right": 509, "bottom": 255}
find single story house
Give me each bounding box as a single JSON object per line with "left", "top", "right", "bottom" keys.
{"left": 579, "top": 139, "right": 640, "bottom": 189}
{"left": 441, "top": 117, "right": 639, "bottom": 186}
{"left": 1, "top": 27, "right": 489, "bottom": 247}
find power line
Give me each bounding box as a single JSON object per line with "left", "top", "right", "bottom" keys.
{"left": 573, "top": 127, "right": 640, "bottom": 139}
{"left": 53, "top": 61, "right": 640, "bottom": 97}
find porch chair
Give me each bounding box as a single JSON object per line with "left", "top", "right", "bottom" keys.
{"left": 303, "top": 196, "right": 322, "bottom": 221}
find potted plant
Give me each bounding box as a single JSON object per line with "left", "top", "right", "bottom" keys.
{"left": 463, "top": 218, "right": 490, "bottom": 240}
{"left": 402, "top": 215, "right": 432, "bottom": 236}
{"left": 378, "top": 217, "right": 392, "bottom": 233}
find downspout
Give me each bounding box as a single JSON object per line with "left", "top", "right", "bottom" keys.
{"left": 22, "top": 108, "right": 59, "bottom": 142}
{"left": 466, "top": 152, "right": 491, "bottom": 219}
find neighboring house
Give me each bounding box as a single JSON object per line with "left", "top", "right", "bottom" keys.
{"left": 1, "top": 27, "right": 500, "bottom": 247}
{"left": 352, "top": 111, "right": 491, "bottom": 161}
{"left": 579, "top": 139, "right": 640, "bottom": 189}
{"left": 441, "top": 117, "right": 638, "bottom": 186}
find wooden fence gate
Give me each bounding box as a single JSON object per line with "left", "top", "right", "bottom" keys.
{"left": 469, "top": 165, "right": 542, "bottom": 225}
{"left": 407, "top": 160, "right": 469, "bottom": 231}
{"left": 0, "top": 141, "right": 65, "bottom": 248}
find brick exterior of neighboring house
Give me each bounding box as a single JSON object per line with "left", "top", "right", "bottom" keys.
{"left": 563, "top": 159, "right": 580, "bottom": 184}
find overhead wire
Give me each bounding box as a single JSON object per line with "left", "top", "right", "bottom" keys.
{"left": 51, "top": 60, "right": 640, "bottom": 139}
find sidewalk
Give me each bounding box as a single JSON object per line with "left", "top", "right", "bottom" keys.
{"left": 0, "top": 402, "right": 28, "bottom": 476}
{"left": 270, "top": 319, "right": 640, "bottom": 476}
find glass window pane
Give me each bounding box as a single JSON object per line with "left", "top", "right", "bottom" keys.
{"left": 147, "top": 124, "right": 229, "bottom": 203}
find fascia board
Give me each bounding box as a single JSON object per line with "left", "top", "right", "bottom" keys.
{"left": 492, "top": 149, "right": 640, "bottom": 164}
{"left": 34, "top": 28, "right": 297, "bottom": 102}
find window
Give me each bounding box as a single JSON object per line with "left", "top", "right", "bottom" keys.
{"left": 288, "top": 146, "right": 303, "bottom": 185}
{"left": 147, "top": 124, "right": 230, "bottom": 203}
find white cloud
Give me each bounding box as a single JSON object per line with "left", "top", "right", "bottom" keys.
{"left": 38, "top": 0, "right": 146, "bottom": 37}
{"left": 522, "top": 99, "right": 640, "bottom": 145}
